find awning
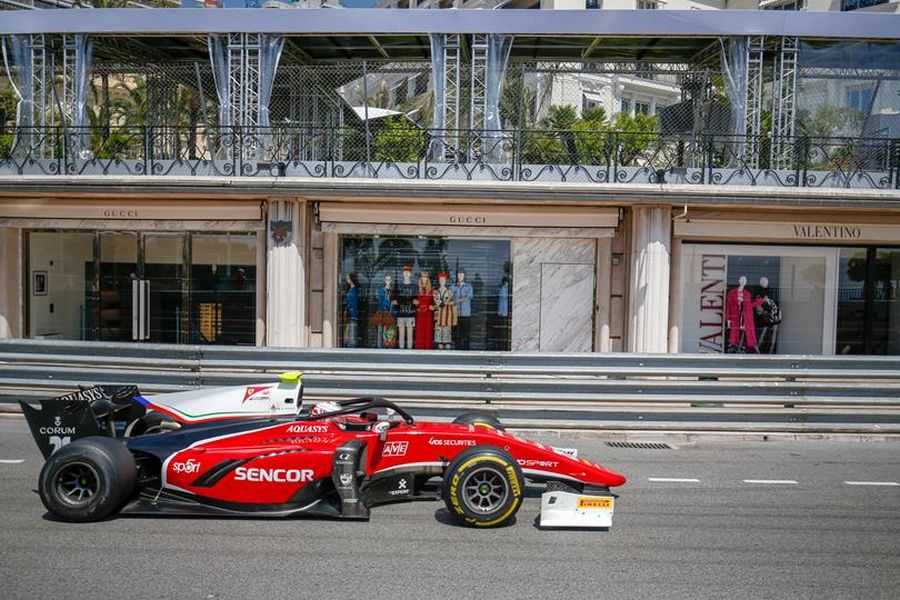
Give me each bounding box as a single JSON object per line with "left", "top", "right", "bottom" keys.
{"left": 349, "top": 106, "right": 404, "bottom": 121}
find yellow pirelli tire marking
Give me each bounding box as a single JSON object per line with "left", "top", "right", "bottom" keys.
{"left": 451, "top": 454, "right": 523, "bottom": 527}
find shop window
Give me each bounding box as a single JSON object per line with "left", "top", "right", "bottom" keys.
{"left": 338, "top": 236, "right": 511, "bottom": 351}
{"left": 26, "top": 230, "right": 257, "bottom": 345}
{"left": 27, "top": 231, "right": 96, "bottom": 341}
{"left": 846, "top": 87, "right": 875, "bottom": 112}
{"left": 836, "top": 248, "right": 900, "bottom": 355}
{"left": 190, "top": 233, "right": 257, "bottom": 345}
{"left": 679, "top": 244, "right": 835, "bottom": 354}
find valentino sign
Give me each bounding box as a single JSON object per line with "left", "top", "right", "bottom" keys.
{"left": 792, "top": 224, "right": 862, "bottom": 240}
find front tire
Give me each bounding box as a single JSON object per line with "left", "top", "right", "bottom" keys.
{"left": 38, "top": 436, "right": 136, "bottom": 522}
{"left": 442, "top": 446, "right": 524, "bottom": 528}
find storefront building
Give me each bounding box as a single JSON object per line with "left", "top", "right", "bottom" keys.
{"left": 0, "top": 9, "right": 898, "bottom": 355}
{"left": 4, "top": 195, "right": 897, "bottom": 356}
{"left": 671, "top": 211, "right": 900, "bottom": 356}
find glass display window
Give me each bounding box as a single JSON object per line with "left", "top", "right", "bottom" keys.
{"left": 837, "top": 247, "right": 900, "bottom": 355}
{"left": 26, "top": 230, "right": 257, "bottom": 345}
{"left": 680, "top": 244, "right": 837, "bottom": 354}
{"left": 338, "top": 236, "right": 512, "bottom": 351}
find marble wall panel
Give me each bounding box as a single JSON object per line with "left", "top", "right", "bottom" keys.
{"left": 512, "top": 238, "right": 596, "bottom": 352}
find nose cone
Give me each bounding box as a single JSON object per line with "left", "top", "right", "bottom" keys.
{"left": 605, "top": 469, "right": 627, "bottom": 487}
{"left": 592, "top": 464, "right": 627, "bottom": 487}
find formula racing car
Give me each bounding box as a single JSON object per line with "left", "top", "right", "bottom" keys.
{"left": 21, "top": 372, "right": 626, "bottom": 528}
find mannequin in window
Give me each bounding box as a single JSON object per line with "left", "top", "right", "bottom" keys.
{"left": 393, "top": 266, "right": 417, "bottom": 350}
{"left": 372, "top": 275, "right": 397, "bottom": 349}
{"left": 754, "top": 276, "right": 781, "bottom": 354}
{"left": 725, "top": 275, "right": 762, "bottom": 353}
{"left": 451, "top": 270, "right": 473, "bottom": 350}
{"left": 343, "top": 273, "right": 359, "bottom": 348}
{"left": 434, "top": 272, "right": 456, "bottom": 350}
{"left": 414, "top": 271, "right": 435, "bottom": 350}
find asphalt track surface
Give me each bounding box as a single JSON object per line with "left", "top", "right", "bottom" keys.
{"left": 1, "top": 419, "right": 898, "bottom": 600}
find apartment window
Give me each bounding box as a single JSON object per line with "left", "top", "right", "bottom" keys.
{"left": 635, "top": 62, "right": 654, "bottom": 81}
{"left": 637, "top": 0, "right": 659, "bottom": 8}
{"left": 620, "top": 99, "right": 632, "bottom": 115}
{"left": 841, "top": 0, "right": 887, "bottom": 10}
{"left": 582, "top": 93, "right": 602, "bottom": 113}
{"left": 635, "top": 101, "right": 651, "bottom": 116}
{"left": 585, "top": 0, "right": 600, "bottom": 7}
{"left": 762, "top": 0, "right": 805, "bottom": 9}
{"left": 847, "top": 87, "right": 875, "bottom": 112}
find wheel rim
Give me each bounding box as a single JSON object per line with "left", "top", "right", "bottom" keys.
{"left": 461, "top": 466, "right": 509, "bottom": 514}
{"left": 54, "top": 461, "right": 100, "bottom": 507}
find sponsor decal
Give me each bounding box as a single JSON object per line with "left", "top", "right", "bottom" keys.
{"left": 517, "top": 459, "right": 559, "bottom": 468}
{"left": 388, "top": 478, "right": 409, "bottom": 496}
{"left": 172, "top": 458, "right": 202, "bottom": 475}
{"left": 287, "top": 424, "right": 329, "bottom": 434}
{"left": 234, "top": 467, "right": 314, "bottom": 483}
{"left": 381, "top": 441, "right": 409, "bottom": 457}
{"left": 577, "top": 496, "right": 614, "bottom": 510}
{"left": 57, "top": 387, "right": 106, "bottom": 403}
{"left": 427, "top": 437, "right": 476, "bottom": 447}
{"left": 48, "top": 436, "right": 71, "bottom": 453}
{"left": 242, "top": 385, "right": 274, "bottom": 405}
{"left": 39, "top": 415, "right": 77, "bottom": 436}
{"left": 339, "top": 473, "right": 353, "bottom": 488}
{"left": 552, "top": 447, "right": 578, "bottom": 459}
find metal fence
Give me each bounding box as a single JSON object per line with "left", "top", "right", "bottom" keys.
{"left": 2, "top": 339, "right": 899, "bottom": 432}
{"left": 2, "top": 125, "right": 898, "bottom": 189}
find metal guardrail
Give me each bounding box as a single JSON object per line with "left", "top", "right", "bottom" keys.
{"left": 1, "top": 338, "right": 899, "bottom": 432}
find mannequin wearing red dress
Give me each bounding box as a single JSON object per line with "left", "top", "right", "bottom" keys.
{"left": 414, "top": 271, "right": 435, "bottom": 350}
{"left": 725, "top": 275, "right": 763, "bottom": 352}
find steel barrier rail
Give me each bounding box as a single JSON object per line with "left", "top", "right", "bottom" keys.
{"left": 1, "top": 340, "right": 899, "bottom": 423}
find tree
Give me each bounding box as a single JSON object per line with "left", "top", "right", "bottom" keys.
{"left": 373, "top": 116, "right": 425, "bottom": 162}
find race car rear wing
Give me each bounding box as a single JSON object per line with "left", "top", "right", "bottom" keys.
{"left": 19, "top": 385, "right": 146, "bottom": 459}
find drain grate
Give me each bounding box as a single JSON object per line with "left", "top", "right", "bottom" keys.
{"left": 605, "top": 442, "right": 673, "bottom": 450}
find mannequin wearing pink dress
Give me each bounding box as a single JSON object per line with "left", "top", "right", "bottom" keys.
{"left": 725, "top": 275, "right": 763, "bottom": 352}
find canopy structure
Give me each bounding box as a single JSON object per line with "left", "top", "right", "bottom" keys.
{"left": 0, "top": 9, "right": 898, "bottom": 65}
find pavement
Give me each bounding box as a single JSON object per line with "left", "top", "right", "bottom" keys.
{"left": 1, "top": 420, "right": 898, "bottom": 600}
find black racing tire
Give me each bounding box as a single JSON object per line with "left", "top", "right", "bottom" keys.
{"left": 452, "top": 411, "right": 505, "bottom": 432}
{"left": 38, "top": 436, "right": 136, "bottom": 523}
{"left": 442, "top": 446, "right": 524, "bottom": 528}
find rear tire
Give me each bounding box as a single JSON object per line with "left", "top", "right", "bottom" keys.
{"left": 442, "top": 446, "right": 524, "bottom": 528}
{"left": 452, "top": 411, "right": 505, "bottom": 431}
{"left": 38, "top": 436, "right": 136, "bottom": 523}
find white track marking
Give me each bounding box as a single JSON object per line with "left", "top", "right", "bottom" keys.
{"left": 743, "top": 479, "right": 798, "bottom": 485}
{"left": 844, "top": 481, "right": 899, "bottom": 487}
{"left": 647, "top": 477, "right": 700, "bottom": 483}
{"left": 0, "top": 459, "right": 24, "bottom": 464}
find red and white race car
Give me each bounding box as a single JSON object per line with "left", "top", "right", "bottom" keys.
{"left": 21, "top": 373, "right": 626, "bottom": 529}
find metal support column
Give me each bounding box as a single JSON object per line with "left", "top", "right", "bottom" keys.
{"left": 442, "top": 34, "right": 461, "bottom": 158}
{"left": 30, "top": 34, "right": 52, "bottom": 158}
{"left": 744, "top": 36, "right": 765, "bottom": 169}
{"left": 227, "top": 33, "right": 262, "bottom": 157}
{"left": 771, "top": 36, "right": 798, "bottom": 171}
{"left": 469, "top": 33, "right": 488, "bottom": 161}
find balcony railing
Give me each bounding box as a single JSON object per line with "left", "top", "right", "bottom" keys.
{"left": 0, "top": 125, "right": 898, "bottom": 190}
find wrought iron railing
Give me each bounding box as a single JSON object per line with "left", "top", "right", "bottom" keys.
{"left": 1, "top": 125, "right": 898, "bottom": 189}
